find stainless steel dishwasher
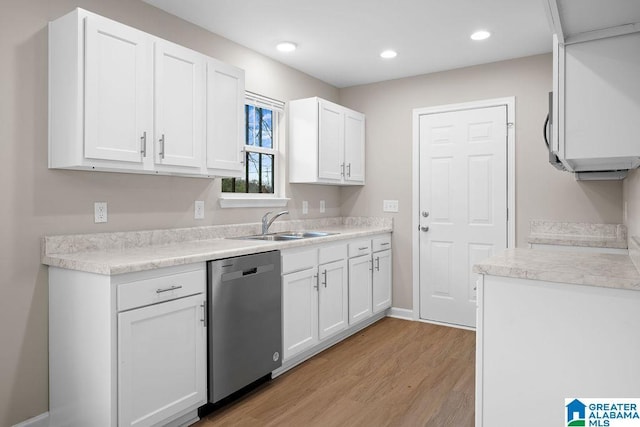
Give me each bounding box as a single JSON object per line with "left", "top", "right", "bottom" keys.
{"left": 207, "top": 250, "right": 282, "bottom": 403}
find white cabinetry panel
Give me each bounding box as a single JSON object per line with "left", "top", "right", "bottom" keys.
{"left": 84, "top": 14, "right": 151, "bottom": 165}
{"left": 154, "top": 40, "right": 204, "bottom": 170}
{"left": 118, "top": 294, "right": 206, "bottom": 427}
{"left": 289, "top": 97, "right": 365, "bottom": 185}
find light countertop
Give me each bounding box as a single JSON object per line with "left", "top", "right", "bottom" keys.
{"left": 527, "top": 220, "right": 627, "bottom": 249}
{"left": 473, "top": 248, "right": 640, "bottom": 291}
{"left": 42, "top": 217, "right": 392, "bottom": 275}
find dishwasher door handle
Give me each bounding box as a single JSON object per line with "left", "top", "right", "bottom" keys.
{"left": 221, "top": 263, "right": 275, "bottom": 282}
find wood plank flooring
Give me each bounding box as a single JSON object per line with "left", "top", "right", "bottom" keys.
{"left": 196, "top": 317, "right": 475, "bottom": 427}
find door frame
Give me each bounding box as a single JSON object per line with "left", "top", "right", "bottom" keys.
{"left": 411, "top": 97, "right": 516, "bottom": 323}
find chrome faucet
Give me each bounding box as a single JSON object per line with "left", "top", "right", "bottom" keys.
{"left": 262, "top": 210, "right": 289, "bottom": 235}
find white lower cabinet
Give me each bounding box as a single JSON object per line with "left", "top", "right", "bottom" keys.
{"left": 49, "top": 263, "right": 207, "bottom": 427}
{"left": 372, "top": 248, "right": 392, "bottom": 313}
{"left": 318, "top": 258, "right": 349, "bottom": 339}
{"left": 348, "top": 253, "right": 373, "bottom": 324}
{"left": 281, "top": 233, "right": 392, "bottom": 364}
{"left": 118, "top": 293, "right": 206, "bottom": 427}
{"left": 282, "top": 265, "right": 319, "bottom": 360}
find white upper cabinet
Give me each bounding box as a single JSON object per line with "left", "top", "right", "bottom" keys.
{"left": 545, "top": 0, "right": 640, "bottom": 174}
{"left": 49, "top": 8, "right": 245, "bottom": 178}
{"left": 206, "top": 58, "right": 245, "bottom": 177}
{"left": 289, "top": 97, "right": 365, "bottom": 185}
{"left": 154, "top": 40, "right": 204, "bottom": 171}
{"left": 83, "top": 15, "right": 152, "bottom": 167}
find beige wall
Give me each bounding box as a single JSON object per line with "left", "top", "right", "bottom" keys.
{"left": 624, "top": 169, "right": 640, "bottom": 239}
{"left": 0, "top": 0, "right": 340, "bottom": 424}
{"left": 338, "top": 54, "right": 623, "bottom": 310}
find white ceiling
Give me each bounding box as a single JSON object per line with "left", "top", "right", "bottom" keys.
{"left": 143, "top": 0, "right": 554, "bottom": 88}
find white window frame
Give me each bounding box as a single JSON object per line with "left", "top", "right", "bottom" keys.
{"left": 218, "top": 92, "right": 289, "bottom": 208}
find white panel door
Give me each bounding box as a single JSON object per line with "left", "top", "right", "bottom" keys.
{"left": 348, "top": 254, "right": 373, "bottom": 324}
{"left": 318, "top": 100, "right": 344, "bottom": 182}
{"left": 118, "top": 294, "right": 206, "bottom": 427}
{"left": 344, "top": 110, "right": 365, "bottom": 183}
{"left": 206, "top": 58, "right": 245, "bottom": 176}
{"left": 318, "top": 259, "right": 348, "bottom": 340}
{"left": 419, "top": 106, "right": 507, "bottom": 328}
{"left": 282, "top": 268, "right": 319, "bottom": 361}
{"left": 84, "top": 15, "right": 152, "bottom": 164}
{"left": 372, "top": 249, "right": 392, "bottom": 313}
{"left": 154, "top": 40, "right": 203, "bottom": 168}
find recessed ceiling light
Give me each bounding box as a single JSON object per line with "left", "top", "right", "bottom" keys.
{"left": 380, "top": 50, "right": 397, "bottom": 59}
{"left": 276, "top": 41, "right": 297, "bottom": 52}
{"left": 470, "top": 30, "right": 491, "bottom": 41}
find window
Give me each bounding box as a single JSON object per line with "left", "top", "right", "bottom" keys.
{"left": 219, "top": 92, "right": 288, "bottom": 208}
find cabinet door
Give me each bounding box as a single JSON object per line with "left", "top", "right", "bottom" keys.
{"left": 118, "top": 293, "right": 206, "bottom": 427}
{"left": 84, "top": 15, "right": 152, "bottom": 164}
{"left": 318, "top": 100, "right": 344, "bottom": 182}
{"left": 206, "top": 59, "right": 245, "bottom": 176}
{"left": 348, "top": 255, "right": 373, "bottom": 324}
{"left": 318, "top": 259, "right": 348, "bottom": 340}
{"left": 154, "top": 41, "right": 204, "bottom": 169}
{"left": 282, "top": 268, "right": 319, "bottom": 361}
{"left": 372, "top": 249, "right": 392, "bottom": 313}
{"left": 344, "top": 110, "right": 365, "bottom": 183}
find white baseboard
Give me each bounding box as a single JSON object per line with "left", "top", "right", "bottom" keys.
{"left": 386, "top": 306, "right": 413, "bottom": 320}
{"left": 12, "top": 412, "right": 49, "bottom": 427}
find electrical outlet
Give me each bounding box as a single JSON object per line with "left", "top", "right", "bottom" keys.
{"left": 302, "top": 200, "right": 308, "bottom": 215}
{"left": 320, "top": 200, "right": 326, "bottom": 213}
{"left": 94, "top": 202, "right": 108, "bottom": 223}
{"left": 194, "top": 200, "right": 205, "bottom": 219}
{"left": 383, "top": 200, "right": 399, "bottom": 213}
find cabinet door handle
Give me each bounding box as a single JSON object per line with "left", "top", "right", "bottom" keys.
{"left": 322, "top": 270, "right": 327, "bottom": 288}
{"left": 313, "top": 274, "right": 319, "bottom": 290}
{"left": 159, "top": 134, "right": 165, "bottom": 160}
{"left": 140, "top": 131, "right": 147, "bottom": 157}
{"left": 200, "top": 301, "right": 207, "bottom": 327}
{"left": 369, "top": 259, "right": 373, "bottom": 272}
{"left": 375, "top": 257, "right": 380, "bottom": 271}
{"left": 347, "top": 163, "right": 351, "bottom": 177}
{"left": 156, "top": 285, "right": 182, "bottom": 294}
{"left": 341, "top": 163, "right": 345, "bottom": 177}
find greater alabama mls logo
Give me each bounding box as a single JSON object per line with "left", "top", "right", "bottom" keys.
{"left": 566, "top": 398, "right": 640, "bottom": 427}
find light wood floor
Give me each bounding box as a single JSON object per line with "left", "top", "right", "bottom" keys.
{"left": 196, "top": 317, "right": 475, "bottom": 427}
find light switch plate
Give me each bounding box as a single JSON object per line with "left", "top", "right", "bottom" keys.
{"left": 320, "top": 200, "right": 326, "bottom": 213}
{"left": 94, "top": 202, "right": 108, "bottom": 223}
{"left": 383, "top": 200, "right": 399, "bottom": 212}
{"left": 302, "top": 200, "right": 309, "bottom": 215}
{"left": 194, "top": 200, "right": 205, "bottom": 219}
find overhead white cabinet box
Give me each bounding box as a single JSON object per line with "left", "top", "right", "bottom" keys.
{"left": 545, "top": 0, "right": 640, "bottom": 173}
{"left": 48, "top": 8, "right": 245, "bottom": 178}
{"left": 288, "top": 97, "right": 365, "bottom": 185}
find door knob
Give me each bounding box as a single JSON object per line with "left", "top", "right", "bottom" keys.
{"left": 422, "top": 211, "right": 430, "bottom": 218}
{"left": 420, "top": 226, "right": 429, "bottom": 232}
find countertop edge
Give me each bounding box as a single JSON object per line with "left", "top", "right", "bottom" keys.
{"left": 43, "top": 226, "right": 393, "bottom": 275}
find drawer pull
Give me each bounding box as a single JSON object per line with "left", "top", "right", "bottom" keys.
{"left": 156, "top": 285, "right": 182, "bottom": 294}
{"left": 380, "top": 242, "right": 389, "bottom": 246}
{"left": 358, "top": 246, "right": 369, "bottom": 250}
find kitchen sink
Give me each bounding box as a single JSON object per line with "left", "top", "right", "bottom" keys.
{"left": 231, "top": 230, "right": 336, "bottom": 241}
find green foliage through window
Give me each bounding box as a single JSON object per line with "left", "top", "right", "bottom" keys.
{"left": 222, "top": 104, "right": 276, "bottom": 194}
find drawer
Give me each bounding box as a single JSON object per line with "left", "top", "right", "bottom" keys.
{"left": 373, "top": 235, "right": 391, "bottom": 252}
{"left": 118, "top": 268, "right": 205, "bottom": 311}
{"left": 319, "top": 243, "right": 347, "bottom": 264}
{"left": 348, "top": 239, "right": 371, "bottom": 257}
{"left": 281, "top": 248, "right": 317, "bottom": 275}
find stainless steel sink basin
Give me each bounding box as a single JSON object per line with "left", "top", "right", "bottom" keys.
{"left": 238, "top": 234, "right": 302, "bottom": 241}
{"left": 231, "top": 230, "right": 335, "bottom": 241}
